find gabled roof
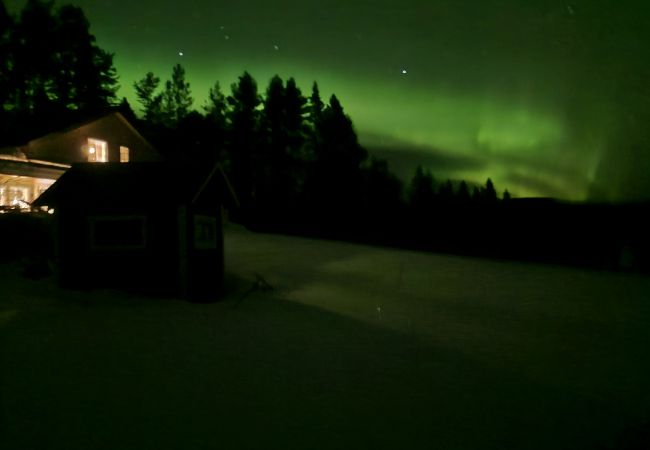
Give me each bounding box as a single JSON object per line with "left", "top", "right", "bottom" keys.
{"left": 0, "top": 154, "right": 70, "bottom": 180}
{"left": 27, "top": 111, "right": 155, "bottom": 153}
{"left": 33, "top": 162, "right": 239, "bottom": 210}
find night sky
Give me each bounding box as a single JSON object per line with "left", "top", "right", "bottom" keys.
{"left": 6, "top": 0, "right": 650, "bottom": 200}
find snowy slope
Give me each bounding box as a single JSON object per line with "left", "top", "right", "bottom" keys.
{"left": 1, "top": 226, "right": 650, "bottom": 450}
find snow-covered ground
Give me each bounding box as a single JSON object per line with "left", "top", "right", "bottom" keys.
{"left": 1, "top": 225, "right": 650, "bottom": 450}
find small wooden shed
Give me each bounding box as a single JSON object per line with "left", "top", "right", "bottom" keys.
{"left": 33, "top": 162, "right": 238, "bottom": 301}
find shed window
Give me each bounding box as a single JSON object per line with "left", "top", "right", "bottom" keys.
{"left": 88, "top": 138, "right": 108, "bottom": 162}
{"left": 120, "top": 146, "right": 130, "bottom": 163}
{"left": 194, "top": 215, "right": 218, "bottom": 249}
{"left": 90, "top": 216, "right": 146, "bottom": 250}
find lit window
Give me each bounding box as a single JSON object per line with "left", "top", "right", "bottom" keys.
{"left": 87, "top": 138, "right": 108, "bottom": 162}
{"left": 120, "top": 146, "right": 130, "bottom": 163}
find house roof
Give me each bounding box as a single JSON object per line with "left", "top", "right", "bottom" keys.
{"left": 0, "top": 154, "right": 70, "bottom": 180}
{"left": 33, "top": 162, "right": 239, "bottom": 211}
{"left": 27, "top": 111, "right": 156, "bottom": 153}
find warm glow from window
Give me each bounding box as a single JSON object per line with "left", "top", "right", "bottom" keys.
{"left": 88, "top": 138, "right": 108, "bottom": 162}
{"left": 120, "top": 146, "right": 130, "bottom": 163}
{"left": 0, "top": 176, "right": 55, "bottom": 209}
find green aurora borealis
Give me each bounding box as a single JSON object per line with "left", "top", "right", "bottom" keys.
{"left": 6, "top": 0, "right": 650, "bottom": 200}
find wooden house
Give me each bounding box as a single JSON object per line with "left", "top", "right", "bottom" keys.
{"left": 33, "top": 162, "right": 238, "bottom": 301}
{"left": 1, "top": 112, "right": 160, "bottom": 209}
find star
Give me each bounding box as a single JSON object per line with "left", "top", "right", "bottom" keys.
{"left": 401, "top": 69, "right": 408, "bottom": 74}
{"left": 178, "top": 51, "right": 184, "bottom": 56}
{"left": 273, "top": 44, "right": 280, "bottom": 51}
{"left": 224, "top": 35, "right": 230, "bottom": 40}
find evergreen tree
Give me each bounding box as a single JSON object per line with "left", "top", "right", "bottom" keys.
{"left": 257, "top": 75, "right": 288, "bottom": 211}
{"left": 11, "top": 0, "right": 59, "bottom": 113}
{"left": 304, "top": 81, "right": 324, "bottom": 164}
{"left": 55, "top": 4, "right": 117, "bottom": 112}
{"left": 161, "top": 63, "right": 193, "bottom": 126}
{"left": 284, "top": 78, "right": 308, "bottom": 157}
{"left": 408, "top": 166, "right": 436, "bottom": 211}
{"left": 471, "top": 186, "right": 481, "bottom": 202}
{"left": 204, "top": 80, "right": 228, "bottom": 130}
{"left": 438, "top": 179, "right": 454, "bottom": 203}
{"left": 263, "top": 75, "right": 286, "bottom": 160}
{"left": 134, "top": 72, "right": 162, "bottom": 122}
{"left": 308, "top": 94, "right": 367, "bottom": 218}
{"left": 503, "top": 189, "right": 512, "bottom": 201}
{"left": 227, "top": 71, "right": 261, "bottom": 212}
{"left": 203, "top": 80, "right": 229, "bottom": 164}
{"left": 117, "top": 97, "right": 137, "bottom": 124}
{"left": 483, "top": 178, "right": 498, "bottom": 203}
{"left": 458, "top": 180, "right": 470, "bottom": 203}
{"left": 363, "top": 157, "right": 404, "bottom": 223}
{"left": 0, "top": 0, "right": 13, "bottom": 109}
{"left": 283, "top": 78, "right": 308, "bottom": 195}
{"left": 8, "top": 1, "right": 117, "bottom": 117}
{"left": 308, "top": 81, "right": 324, "bottom": 125}
{"left": 317, "top": 95, "right": 366, "bottom": 169}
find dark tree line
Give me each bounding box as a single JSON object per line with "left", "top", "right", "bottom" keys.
{"left": 0, "top": 0, "right": 119, "bottom": 144}
{"left": 132, "top": 66, "right": 384, "bottom": 229}
{"left": 132, "top": 64, "right": 511, "bottom": 242}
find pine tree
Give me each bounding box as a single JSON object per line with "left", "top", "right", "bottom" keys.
{"left": 202, "top": 80, "right": 229, "bottom": 164}
{"left": 54, "top": 4, "right": 117, "bottom": 112}
{"left": 471, "top": 186, "right": 481, "bottom": 202}
{"left": 11, "top": 0, "right": 59, "bottom": 113}
{"left": 438, "top": 179, "right": 454, "bottom": 203}
{"left": 263, "top": 75, "right": 286, "bottom": 159}
{"left": 227, "top": 71, "right": 261, "bottom": 212}
{"left": 304, "top": 81, "right": 324, "bottom": 164}
{"left": 318, "top": 95, "right": 366, "bottom": 169}
{"left": 408, "top": 166, "right": 436, "bottom": 210}
{"left": 284, "top": 77, "right": 307, "bottom": 158}
{"left": 134, "top": 72, "right": 162, "bottom": 122}
{"left": 308, "top": 81, "right": 324, "bottom": 125}
{"left": 503, "top": 189, "right": 512, "bottom": 201}
{"left": 161, "top": 63, "right": 193, "bottom": 126}
{"left": 204, "top": 81, "right": 228, "bottom": 129}
{"left": 0, "top": 0, "right": 13, "bottom": 109}
{"left": 308, "top": 94, "right": 367, "bottom": 217}
{"left": 484, "top": 178, "right": 498, "bottom": 203}
{"left": 364, "top": 157, "right": 403, "bottom": 221}
{"left": 117, "top": 97, "right": 137, "bottom": 124}
{"left": 8, "top": 1, "right": 117, "bottom": 116}
{"left": 458, "top": 180, "right": 470, "bottom": 203}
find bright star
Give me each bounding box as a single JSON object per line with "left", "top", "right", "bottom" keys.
{"left": 273, "top": 44, "right": 280, "bottom": 51}
{"left": 178, "top": 51, "right": 184, "bottom": 56}
{"left": 401, "top": 69, "right": 408, "bottom": 74}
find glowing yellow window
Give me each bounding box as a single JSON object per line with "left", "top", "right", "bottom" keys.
{"left": 88, "top": 138, "right": 108, "bottom": 162}
{"left": 120, "top": 146, "right": 130, "bottom": 163}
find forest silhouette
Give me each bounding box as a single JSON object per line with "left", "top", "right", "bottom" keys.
{"left": 2, "top": 0, "right": 649, "bottom": 272}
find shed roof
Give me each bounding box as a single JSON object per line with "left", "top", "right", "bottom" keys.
{"left": 33, "top": 162, "right": 238, "bottom": 210}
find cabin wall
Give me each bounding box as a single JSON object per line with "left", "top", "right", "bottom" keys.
{"left": 56, "top": 207, "right": 181, "bottom": 295}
